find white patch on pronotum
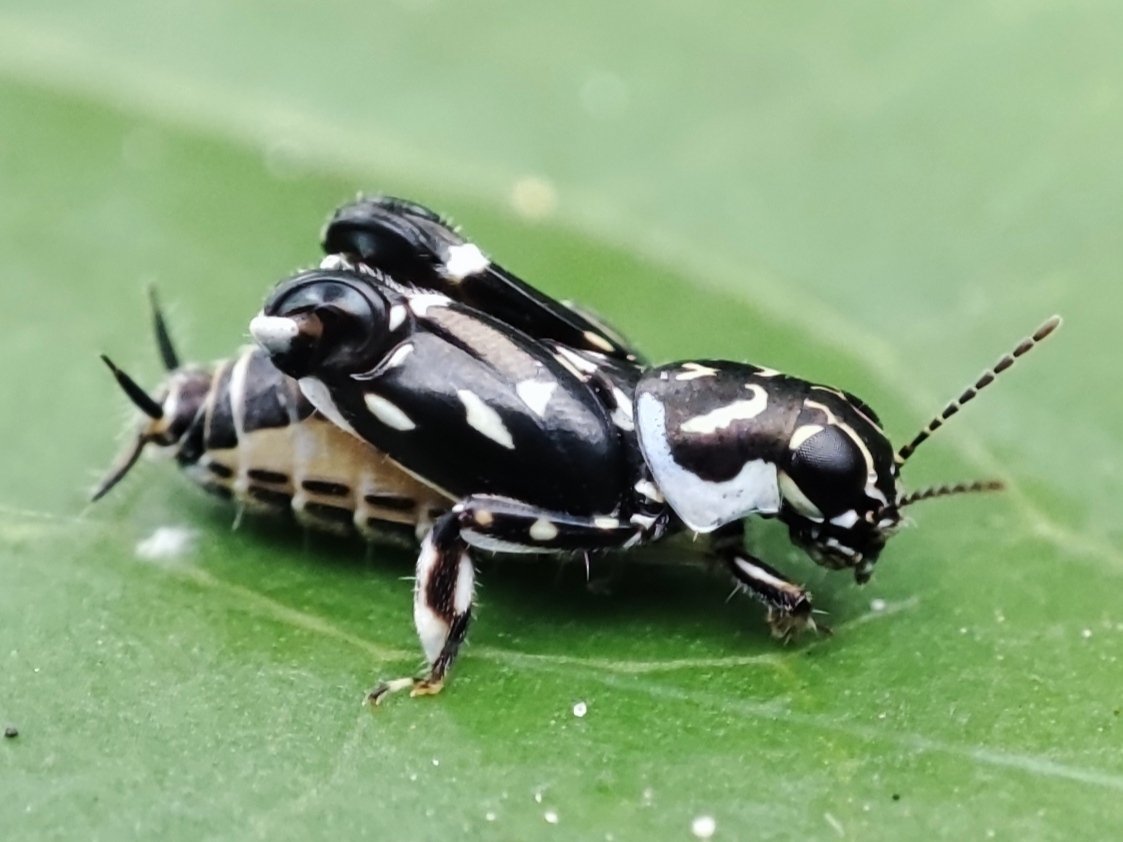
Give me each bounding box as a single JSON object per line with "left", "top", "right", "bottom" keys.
{"left": 135, "top": 525, "right": 196, "bottom": 561}
{"left": 442, "top": 243, "right": 489, "bottom": 281}
{"left": 674, "top": 363, "right": 719, "bottom": 381}
{"left": 249, "top": 314, "right": 299, "bottom": 353}
{"left": 457, "top": 390, "right": 515, "bottom": 449}
{"left": 529, "top": 518, "right": 559, "bottom": 541}
{"left": 679, "top": 385, "right": 768, "bottom": 435}
{"left": 515, "top": 379, "right": 557, "bottom": 417}
{"left": 387, "top": 304, "right": 408, "bottom": 332}
{"left": 408, "top": 292, "right": 453, "bottom": 317}
{"left": 637, "top": 393, "right": 781, "bottom": 532}
{"left": 364, "top": 392, "right": 417, "bottom": 431}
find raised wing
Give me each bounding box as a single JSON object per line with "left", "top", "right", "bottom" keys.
{"left": 322, "top": 196, "right": 644, "bottom": 363}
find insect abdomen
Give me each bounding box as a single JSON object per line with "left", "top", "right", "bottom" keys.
{"left": 179, "top": 347, "right": 448, "bottom": 540}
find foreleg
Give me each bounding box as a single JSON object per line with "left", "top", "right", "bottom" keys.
{"left": 711, "top": 521, "right": 822, "bottom": 641}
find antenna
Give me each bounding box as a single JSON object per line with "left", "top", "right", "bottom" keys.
{"left": 90, "top": 436, "right": 147, "bottom": 502}
{"left": 898, "top": 479, "right": 1005, "bottom": 508}
{"left": 100, "top": 355, "right": 164, "bottom": 419}
{"left": 895, "top": 315, "right": 1061, "bottom": 466}
{"left": 148, "top": 286, "right": 181, "bottom": 371}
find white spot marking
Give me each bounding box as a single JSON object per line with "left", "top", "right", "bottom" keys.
{"left": 529, "top": 519, "right": 559, "bottom": 541}
{"left": 384, "top": 343, "right": 414, "bottom": 369}
{"left": 249, "top": 314, "right": 299, "bottom": 353}
{"left": 457, "top": 390, "right": 515, "bottom": 449}
{"left": 319, "top": 253, "right": 353, "bottom": 271}
{"left": 544, "top": 810, "right": 559, "bottom": 825}
{"left": 630, "top": 512, "right": 657, "bottom": 530}
{"left": 453, "top": 556, "right": 475, "bottom": 615}
{"left": 691, "top": 815, "right": 717, "bottom": 839}
{"left": 674, "top": 363, "right": 719, "bottom": 381}
{"left": 364, "top": 392, "right": 417, "bottom": 431}
{"left": 778, "top": 472, "right": 823, "bottom": 520}
{"left": 611, "top": 386, "right": 635, "bottom": 431}
{"left": 299, "top": 377, "right": 359, "bottom": 437}
{"left": 553, "top": 345, "right": 598, "bottom": 374}
{"left": 516, "top": 379, "right": 557, "bottom": 417}
{"left": 634, "top": 478, "right": 664, "bottom": 502}
{"left": 414, "top": 537, "right": 448, "bottom": 663}
{"left": 789, "top": 424, "right": 824, "bottom": 451}
{"left": 443, "top": 243, "right": 490, "bottom": 280}
{"left": 387, "top": 304, "right": 407, "bottom": 331}
{"left": 679, "top": 385, "right": 768, "bottom": 434}
{"left": 572, "top": 701, "right": 588, "bottom": 718}
{"left": 228, "top": 347, "right": 252, "bottom": 443}
{"left": 462, "top": 530, "right": 539, "bottom": 553}
{"left": 583, "top": 330, "right": 615, "bottom": 353}
{"left": 594, "top": 516, "right": 619, "bottom": 530}
{"left": 753, "top": 366, "right": 780, "bottom": 377}
{"left": 135, "top": 526, "right": 196, "bottom": 561}
{"left": 830, "top": 509, "right": 860, "bottom": 529}
{"left": 733, "top": 556, "right": 796, "bottom": 593}
{"left": 408, "top": 292, "right": 453, "bottom": 317}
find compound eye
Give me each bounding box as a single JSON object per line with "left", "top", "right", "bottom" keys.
{"left": 788, "top": 425, "right": 867, "bottom": 515}
{"left": 255, "top": 273, "right": 390, "bottom": 377}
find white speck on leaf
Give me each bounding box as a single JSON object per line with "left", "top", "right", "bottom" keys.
{"left": 1082, "top": 628, "right": 1093, "bottom": 639}
{"left": 544, "top": 810, "right": 559, "bottom": 824}
{"left": 510, "top": 176, "right": 557, "bottom": 220}
{"left": 870, "top": 598, "right": 887, "bottom": 612}
{"left": 691, "top": 815, "right": 717, "bottom": 838}
{"left": 573, "top": 701, "right": 588, "bottom": 718}
{"left": 135, "top": 526, "right": 196, "bottom": 561}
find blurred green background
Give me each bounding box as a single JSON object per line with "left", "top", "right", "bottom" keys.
{"left": 2, "top": 2, "right": 1120, "bottom": 839}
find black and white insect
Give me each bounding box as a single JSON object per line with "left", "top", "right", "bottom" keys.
{"left": 250, "top": 196, "right": 1062, "bottom": 702}
{"left": 94, "top": 290, "right": 450, "bottom": 541}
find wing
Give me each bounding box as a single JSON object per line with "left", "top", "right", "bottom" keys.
{"left": 321, "top": 196, "right": 645, "bottom": 363}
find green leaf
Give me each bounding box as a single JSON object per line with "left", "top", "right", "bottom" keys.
{"left": 2, "top": 4, "right": 1120, "bottom": 839}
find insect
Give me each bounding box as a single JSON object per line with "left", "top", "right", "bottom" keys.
{"left": 250, "top": 196, "right": 1062, "bottom": 702}
{"left": 94, "top": 290, "right": 450, "bottom": 542}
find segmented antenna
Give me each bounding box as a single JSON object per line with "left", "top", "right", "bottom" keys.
{"left": 100, "top": 355, "right": 164, "bottom": 419}
{"left": 898, "top": 479, "right": 1005, "bottom": 508}
{"left": 895, "top": 315, "right": 1061, "bottom": 465}
{"left": 148, "top": 287, "right": 181, "bottom": 371}
{"left": 90, "top": 436, "right": 147, "bottom": 502}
